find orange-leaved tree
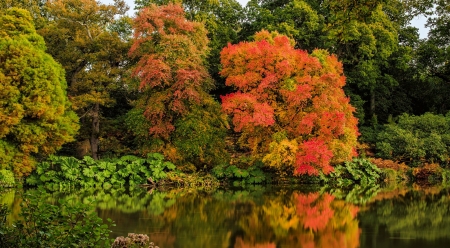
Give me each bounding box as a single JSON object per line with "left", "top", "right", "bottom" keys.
{"left": 128, "top": 3, "right": 228, "bottom": 169}
{"left": 220, "top": 31, "right": 358, "bottom": 175}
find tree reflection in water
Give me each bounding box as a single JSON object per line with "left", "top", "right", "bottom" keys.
{"left": 5, "top": 185, "right": 450, "bottom": 247}
{"left": 2, "top": 187, "right": 362, "bottom": 247}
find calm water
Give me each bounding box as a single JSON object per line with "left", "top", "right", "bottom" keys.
{"left": 3, "top": 184, "right": 450, "bottom": 248}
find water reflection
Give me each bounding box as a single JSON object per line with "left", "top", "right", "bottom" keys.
{"left": 359, "top": 186, "right": 450, "bottom": 248}
{"left": 3, "top": 185, "right": 450, "bottom": 247}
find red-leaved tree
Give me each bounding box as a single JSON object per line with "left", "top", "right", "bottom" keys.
{"left": 128, "top": 3, "right": 228, "bottom": 168}
{"left": 220, "top": 31, "right": 359, "bottom": 175}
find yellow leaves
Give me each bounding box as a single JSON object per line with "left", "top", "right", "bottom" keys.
{"left": 262, "top": 200, "right": 299, "bottom": 237}
{"left": 71, "top": 90, "right": 114, "bottom": 110}
{"left": 262, "top": 138, "right": 298, "bottom": 169}
{"left": 0, "top": 9, "right": 79, "bottom": 177}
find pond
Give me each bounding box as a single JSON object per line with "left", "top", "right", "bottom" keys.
{"left": 3, "top": 184, "right": 450, "bottom": 248}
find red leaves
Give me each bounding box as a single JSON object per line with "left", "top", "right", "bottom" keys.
{"left": 133, "top": 55, "right": 171, "bottom": 89}
{"left": 220, "top": 31, "right": 359, "bottom": 175}
{"left": 129, "top": 3, "right": 194, "bottom": 58}
{"left": 295, "top": 139, "right": 334, "bottom": 175}
{"left": 221, "top": 93, "right": 275, "bottom": 132}
{"left": 130, "top": 3, "right": 212, "bottom": 140}
{"left": 296, "top": 193, "right": 335, "bottom": 231}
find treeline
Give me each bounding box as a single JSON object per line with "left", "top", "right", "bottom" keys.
{"left": 1, "top": 0, "right": 449, "bottom": 178}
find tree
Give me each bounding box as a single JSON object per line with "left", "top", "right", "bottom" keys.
{"left": 0, "top": 0, "right": 48, "bottom": 29}
{"left": 128, "top": 3, "right": 228, "bottom": 169}
{"left": 240, "top": 0, "right": 324, "bottom": 51}
{"left": 135, "top": 0, "right": 244, "bottom": 96}
{"left": 240, "top": 0, "right": 401, "bottom": 124}
{"left": 220, "top": 31, "right": 358, "bottom": 175}
{"left": 40, "top": 0, "right": 131, "bottom": 159}
{"left": 0, "top": 8, "right": 79, "bottom": 176}
{"left": 412, "top": 0, "right": 450, "bottom": 114}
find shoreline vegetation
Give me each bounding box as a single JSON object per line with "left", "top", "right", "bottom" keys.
{"left": 1, "top": 173, "right": 450, "bottom": 248}
{"left": 2, "top": 0, "right": 450, "bottom": 247}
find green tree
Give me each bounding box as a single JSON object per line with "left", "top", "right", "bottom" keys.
{"left": 0, "top": 0, "right": 48, "bottom": 29}
{"left": 413, "top": 0, "right": 450, "bottom": 114}
{"left": 0, "top": 8, "right": 79, "bottom": 176}
{"left": 40, "top": 0, "right": 131, "bottom": 159}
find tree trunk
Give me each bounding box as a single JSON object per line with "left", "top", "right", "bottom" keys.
{"left": 370, "top": 88, "right": 375, "bottom": 118}
{"left": 90, "top": 102, "right": 100, "bottom": 160}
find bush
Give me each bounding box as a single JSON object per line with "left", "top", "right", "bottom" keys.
{"left": 0, "top": 189, "right": 112, "bottom": 247}
{"left": 375, "top": 113, "right": 450, "bottom": 166}
{"left": 211, "top": 161, "right": 269, "bottom": 185}
{"left": 0, "top": 170, "right": 15, "bottom": 188}
{"left": 322, "top": 158, "right": 382, "bottom": 187}
{"left": 25, "top": 153, "right": 176, "bottom": 190}
{"left": 412, "top": 163, "right": 443, "bottom": 184}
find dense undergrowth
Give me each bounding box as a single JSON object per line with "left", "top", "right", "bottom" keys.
{"left": 0, "top": 189, "right": 111, "bottom": 248}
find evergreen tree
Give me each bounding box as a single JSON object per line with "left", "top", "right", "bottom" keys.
{"left": 0, "top": 8, "right": 79, "bottom": 176}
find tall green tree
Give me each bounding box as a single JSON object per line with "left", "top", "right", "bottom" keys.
{"left": 0, "top": 8, "right": 79, "bottom": 176}
{"left": 0, "top": 0, "right": 48, "bottom": 29}
{"left": 413, "top": 0, "right": 450, "bottom": 114}
{"left": 128, "top": 3, "right": 229, "bottom": 170}
{"left": 40, "top": 0, "right": 131, "bottom": 159}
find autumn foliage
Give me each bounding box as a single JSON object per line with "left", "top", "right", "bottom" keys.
{"left": 0, "top": 8, "right": 79, "bottom": 176}
{"left": 220, "top": 31, "right": 359, "bottom": 175}
{"left": 129, "top": 3, "right": 228, "bottom": 168}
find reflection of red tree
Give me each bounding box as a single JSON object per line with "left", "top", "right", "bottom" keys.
{"left": 296, "top": 193, "right": 334, "bottom": 231}
{"left": 290, "top": 192, "right": 361, "bottom": 248}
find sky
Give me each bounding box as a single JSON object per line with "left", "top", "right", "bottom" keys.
{"left": 103, "top": 0, "right": 428, "bottom": 38}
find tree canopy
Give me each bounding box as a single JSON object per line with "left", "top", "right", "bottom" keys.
{"left": 220, "top": 31, "right": 359, "bottom": 175}
{"left": 0, "top": 8, "right": 79, "bottom": 176}
{"left": 128, "top": 3, "right": 229, "bottom": 169}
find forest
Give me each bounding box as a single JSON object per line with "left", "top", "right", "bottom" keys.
{"left": 1, "top": 0, "right": 450, "bottom": 185}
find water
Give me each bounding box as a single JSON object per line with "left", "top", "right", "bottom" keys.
{"left": 3, "top": 184, "right": 450, "bottom": 248}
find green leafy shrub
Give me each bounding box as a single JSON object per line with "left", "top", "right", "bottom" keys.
{"left": 211, "top": 162, "right": 269, "bottom": 185}
{"left": 0, "top": 170, "right": 15, "bottom": 188}
{"left": 375, "top": 113, "right": 450, "bottom": 166}
{"left": 327, "top": 184, "right": 381, "bottom": 205}
{"left": 26, "top": 153, "right": 176, "bottom": 190}
{"left": 0, "top": 189, "right": 112, "bottom": 247}
{"left": 322, "top": 158, "right": 382, "bottom": 187}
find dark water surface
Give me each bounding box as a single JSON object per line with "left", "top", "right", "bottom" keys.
{"left": 3, "top": 185, "right": 450, "bottom": 248}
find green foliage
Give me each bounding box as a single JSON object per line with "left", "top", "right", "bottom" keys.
{"left": 41, "top": 0, "right": 130, "bottom": 160}
{"left": 0, "top": 8, "right": 79, "bottom": 177}
{"left": 375, "top": 113, "right": 450, "bottom": 166}
{"left": 26, "top": 153, "right": 176, "bottom": 190}
{"left": 0, "top": 189, "right": 112, "bottom": 247}
{"left": 322, "top": 158, "right": 382, "bottom": 187}
{"left": 211, "top": 162, "right": 269, "bottom": 185}
{"left": 173, "top": 100, "right": 229, "bottom": 169}
{"left": 359, "top": 188, "right": 450, "bottom": 241}
{"left": 0, "top": 170, "right": 15, "bottom": 188}
{"left": 327, "top": 184, "right": 381, "bottom": 205}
